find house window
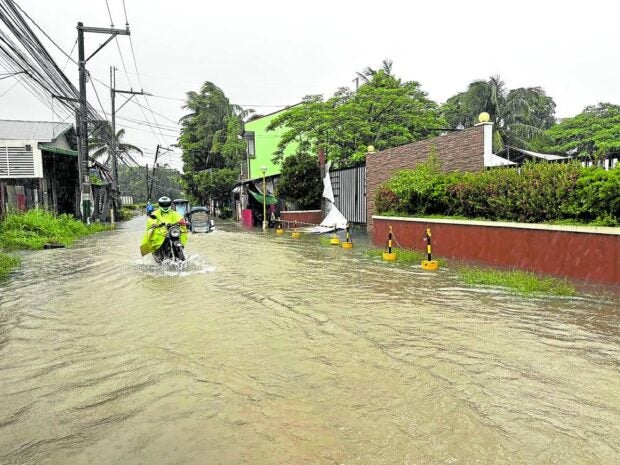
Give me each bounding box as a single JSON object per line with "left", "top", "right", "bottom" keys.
{"left": 243, "top": 131, "right": 256, "bottom": 159}
{"left": 0, "top": 145, "right": 35, "bottom": 177}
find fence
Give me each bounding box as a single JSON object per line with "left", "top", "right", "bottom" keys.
{"left": 330, "top": 166, "right": 366, "bottom": 224}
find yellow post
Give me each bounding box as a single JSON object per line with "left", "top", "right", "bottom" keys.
{"left": 330, "top": 224, "right": 340, "bottom": 245}
{"left": 382, "top": 225, "right": 397, "bottom": 261}
{"left": 276, "top": 220, "right": 284, "bottom": 235}
{"left": 291, "top": 220, "right": 301, "bottom": 238}
{"left": 342, "top": 222, "right": 353, "bottom": 248}
{"left": 421, "top": 227, "right": 439, "bottom": 270}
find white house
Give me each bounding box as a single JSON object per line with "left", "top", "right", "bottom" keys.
{"left": 0, "top": 120, "right": 79, "bottom": 216}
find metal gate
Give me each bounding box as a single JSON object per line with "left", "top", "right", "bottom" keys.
{"left": 330, "top": 166, "right": 366, "bottom": 224}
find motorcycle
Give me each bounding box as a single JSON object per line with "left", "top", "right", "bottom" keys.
{"left": 149, "top": 218, "right": 187, "bottom": 263}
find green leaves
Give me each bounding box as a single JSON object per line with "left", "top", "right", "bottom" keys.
{"left": 178, "top": 81, "right": 250, "bottom": 207}
{"left": 441, "top": 76, "right": 556, "bottom": 151}
{"left": 277, "top": 152, "right": 322, "bottom": 210}
{"left": 375, "top": 161, "right": 618, "bottom": 225}
{"left": 535, "top": 103, "right": 620, "bottom": 160}
{"left": 267, "top": 69, "right": 445, "bottom": 167}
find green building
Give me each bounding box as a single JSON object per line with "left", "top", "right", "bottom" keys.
{"left": 243, "top": 106, "right": 299, "bottom": 180}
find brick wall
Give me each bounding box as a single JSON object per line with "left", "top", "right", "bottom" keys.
{"left": 366, "top": 125, "right": 485, "bottom": 231}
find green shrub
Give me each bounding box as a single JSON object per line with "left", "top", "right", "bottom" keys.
{"left": 0, "top": 252, "right": 20, "bottom": 280}
{"left": 377, "top": 156, "right": 455, "bottom": 215}
{"left": 562, "top": 167, "right": 620, "bottom": 225}
{"left": 376, "top": 158, "right": 618, "bottom": 225}
{"left": 0, "top": 210, "right": 107, "bottom": 250}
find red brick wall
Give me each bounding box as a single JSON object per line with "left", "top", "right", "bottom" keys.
{"left": 366, "top": 126, "right": 485, "bottom": 231}
{"left": 373, "top": 217, "right": 620, "bottom": 284}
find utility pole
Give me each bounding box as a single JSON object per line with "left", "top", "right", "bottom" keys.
{"left": 76, "top": 21, "right": 129, "bottom": 221}
{"left": 148, "top": 144, "right": 160, "bottom": 200}
{"left": 145, "top": 164, "right": 149, "bottom": 201}
{"left": 110, "top": 66, "right": 149, "bottom": 207}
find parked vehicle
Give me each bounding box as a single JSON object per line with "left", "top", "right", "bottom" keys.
{"left": 173, "top": 199, "right": 190, "bottom": 217}
{"left": 187, "top": 206, "right": 214, "bottom": 233}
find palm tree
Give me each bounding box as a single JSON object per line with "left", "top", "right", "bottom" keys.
{"left": 179, "top": 81, "right": 252, "bottom": 172}
{"left": 442, "top": 75, "right": 556, "bottom": 151}
{"left": 89, "top": 123, "right": 143, "bottom": 166}
{"left": 356, "top": 59, "right": 394, "bottom": 83}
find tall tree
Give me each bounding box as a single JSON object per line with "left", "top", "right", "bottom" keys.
{"left": 267, "top": 67, "right": 445, "bottom": 167}
{"left": 356, "top": 58, "right": 394, "bottom": 83}
{"left": 442, "top": 75, "right": 556, "bottom": 151}
{"left": 277, "top": 152, "right": 322, "bottom": 209}
{"left": 533, "top": 103, "right": 620, "bottom": 160}
{"left": 178, "top": 81, "right": 253, "bottom": 208}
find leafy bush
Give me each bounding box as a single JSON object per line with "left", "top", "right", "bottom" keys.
{"left": 562, "top": 167, "right": 620, "bottom": 225}
{"left": 375, "top": 160, "right": 619, "bottom": 225}
{"left": 0, "top": 210, "right": 108, "bottom": 250}
{"left": 0, "top": 252, "right": 20, "bottom": 280}
{"left": 380, "top": 156, "right": 455, "bottom": 215}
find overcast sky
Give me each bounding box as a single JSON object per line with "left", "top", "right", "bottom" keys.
{"left": 1, "top": 0, "right": 619, "bottom": 170}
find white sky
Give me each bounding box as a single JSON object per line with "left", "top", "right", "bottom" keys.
{"left": 1, "top": 0, "right": 619, "bottom": 170}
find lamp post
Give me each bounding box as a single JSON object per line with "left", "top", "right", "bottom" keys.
{"left": 260, "top": 165, "right": 267, "bottom": 230}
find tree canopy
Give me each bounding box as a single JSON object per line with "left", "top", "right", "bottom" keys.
{"left": 442, "top": 75, "right": 556, "bottom": 151}
{"left": 277, "top": 152, "right": 322, "bottom": 209}
{"left": 533, "top": 103, "right": 620, "bottom": 160}
{"left": 178, "top": 81, "right": 251, "bottom": 207}
{"left": 266, "top": 68, "right": 445, "bottom": 167}
{"left": 118, "top": 165, "right": 183, "bottom": 203}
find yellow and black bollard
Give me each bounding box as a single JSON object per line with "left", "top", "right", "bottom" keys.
{"left": 276, "top": 220, "right": 284, "bottom": 235}
{"left": 421, "top": 227, "right": 439, "bottom": 270}
{"left": 342, "top": 223, "right": 353, "bottom": 249}
{"left": 291, "top": 220, "right": 301, "bottom": 238}
{"left": 330, "top": 224, "right": 340, "bottom": 245}
{"left": 382, "top": 225, "right": 397, "bottom": 261}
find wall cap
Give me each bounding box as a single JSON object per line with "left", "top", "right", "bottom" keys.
{"left": 282, "top": 210, "right": 322, "bottom": 214}
{"left": 372, "top": 216, "right": 620, "bottom": 236}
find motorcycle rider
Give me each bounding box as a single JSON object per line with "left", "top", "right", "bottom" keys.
{"left": 140, "top": 196, "right": 188, "bottom": 257}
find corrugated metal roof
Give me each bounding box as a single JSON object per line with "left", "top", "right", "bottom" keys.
{"left": 0, "top": 119, "right": 73, "bottom": 141}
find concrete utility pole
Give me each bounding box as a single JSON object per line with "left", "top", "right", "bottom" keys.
{"left": 76, "top": 22, "right": 129, "bottom": 221}
{"left": 148, "top": 144, "right": 160, "bottom": 200}
{"left": 110, "top": 66, "right": 149, "bottom": 208}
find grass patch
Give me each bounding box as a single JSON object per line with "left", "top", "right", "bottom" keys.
{"left": 458, "top": 267, "right": 576, "bottom": 296}
{"left": 0, "top": 210, "right": 108, "bottom": 250}
{"left": 365, "top": 247, "right": 446, "bottom": 266}
{"left": 0, "top": 252, "right": 20, "bottom": 280}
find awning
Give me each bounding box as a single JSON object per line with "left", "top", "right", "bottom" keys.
{"left": 40, "top": 144, "right": 78, "bottom": 157}
{"left": 248, "top": 190, "right": 278, "bottom": 205}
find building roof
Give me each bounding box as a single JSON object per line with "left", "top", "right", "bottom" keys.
{"left": 0, "top": 119, "right": 73, "bottom": 141}
{"left": 495, "top": 146, "right": 569, "bottom": 164}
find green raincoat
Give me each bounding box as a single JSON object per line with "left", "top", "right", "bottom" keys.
{"left": 140, "top": 209, "right": 188, "bottom": 256}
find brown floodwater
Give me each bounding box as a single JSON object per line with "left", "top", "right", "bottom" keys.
{"left": 1, "top": 216, "right": 619, "bottom": 464}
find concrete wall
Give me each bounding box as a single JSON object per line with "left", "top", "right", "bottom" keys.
{"left": 366, "top": 126, "right": 485, "bottom": 231}
{"left": 280, "top": 210, "right": 323, "bottom": 227}
{"left": 372, "top": 216, "right": 620, "bottom": 284}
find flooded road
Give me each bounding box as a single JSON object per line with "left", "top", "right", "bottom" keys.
{"left": 1, "top": 216, "right": 619, "bottom": 464}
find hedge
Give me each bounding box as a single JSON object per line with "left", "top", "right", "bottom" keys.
{"left": 375, "top": 159, "right": 619, "bottom": 226}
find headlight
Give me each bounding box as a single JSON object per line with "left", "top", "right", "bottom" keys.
{"left": 169, "top": 226, "right": 181, "bottom": 238}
